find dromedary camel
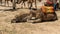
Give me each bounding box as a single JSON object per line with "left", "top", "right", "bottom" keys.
{"left": 11, "top": 9, "right": 42, "bottom": 23}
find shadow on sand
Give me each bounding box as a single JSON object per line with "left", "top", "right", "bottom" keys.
{"left": 11, "top": 19, "right": 58, "bottom": 24}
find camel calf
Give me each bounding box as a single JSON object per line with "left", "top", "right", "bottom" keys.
{"left": 11, "top": 8, "right": 42, "bottom": 23}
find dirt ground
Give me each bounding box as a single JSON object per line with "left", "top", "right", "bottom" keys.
{"left": 0, "top": 7, "right": 60, "bottom": 34}
{"left": 0, "top": 0, "right": 60, "bottom": 34}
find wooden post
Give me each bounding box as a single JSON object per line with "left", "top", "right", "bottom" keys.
{"left": 13, "top": 0, "right": 16, "bottom": 9}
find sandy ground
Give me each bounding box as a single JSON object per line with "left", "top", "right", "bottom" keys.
{"left": 0, "top": 0, "right": 60, "bottom": 34}
{"left": 0, "top": 7, "right": 60, "bottom": 34}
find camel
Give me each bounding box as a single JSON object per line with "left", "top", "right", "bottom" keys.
{"left": 11, "top": 9, "right": 42, "bottom": 23}
{"left": 11, "top": 8, "right": 57, "bottom": 23}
